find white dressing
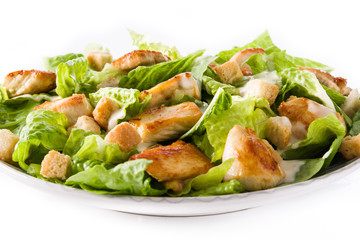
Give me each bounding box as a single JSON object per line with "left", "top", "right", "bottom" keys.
{"left": 280, "top": 160, "right": 305, "bottom": 183}
{"left": 253, "top": 71, "right": 282, "bottom": 86}
{"left": 107, "top": 108, "right": 126, "bottom": 130}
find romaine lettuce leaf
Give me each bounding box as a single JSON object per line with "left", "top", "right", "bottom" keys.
{"left": 204, "top": 96, "right": 275, "bottom": 161}
{"left": 44, "top": 53, "right": 84, "bottom": 72}
{"left": 349, "top": 109, "right": 360, "bottom": 136}
{"left": 281, "top": 114, "right": 346, "bottom": 169}
{"left": 12, "top": 110, "right": 68, "bottom": 170}
{"left": 322, "top": 84, "right": 346, "bottom": 106}
{"left": 0, "top": 85, "right": 9, "bottom": 101}
{"left": 191, "top": 56, "right": 217, "bottom": 82}
{"left": 202, "top": 76, "right": 239, "bottom": 96}
{"left": 129, "top": 30, "right": 181, "bottom": 60}
{"left": 118, "top": 50, "right": 204, "bottom": 91}
{"left": 92, "top": 63, "right": 126, "bottom": 87}
{"left": 55, "top": 57, "right": 97, "bottom": 97}
{"left": 65, "top": 159, "right": 166, "bottom": 196}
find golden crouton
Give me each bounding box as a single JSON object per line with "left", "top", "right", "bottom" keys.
{"left": 3, "top": 70, "right": 56, "bottom": 97}
{"left": 129, "top": 140, "right": 213, "bottom": 192}
{"left": 0, "top": 129, "right": 19, "bottom": 165}
{"left": 214, "top": 60, "right": 243, "bottom": 84}
{"left": 40, "top": 150, "right": 71, "bottom": 180}
{"left": 242, "top": 79, "right": 279, "bottom": 105}
{"left": 112, "top": 50, "right": 170, "bottom": 72}
{"left": 339, "top": 134, "right": 360, "bottom": 160}
{"left": 139, "top": 72, "right": 201, "bottom": 110}
{"left": 266, "top": 116, "right": 292, "bottom": 149}
{"left": 104, "top": 122, "right": 141, "bottom": 152}
{"left": 34, "top": 94, "right": 93, "bottom": 126}
{"left": 93, "top": 97, "right": 120, "bottom": 130}
{"left": 341, "top": 89, "right": 360, "bottom": 119}
{"left": 222, "top": 126, "right": 285, "bottom": 191}
{"left": 86, "top": 50, "right": 113, "bottom": 71}
{"left": 129, "top": 102, "right": 202, "bottom": 143}
{"left": 71, "top": 116, "right": 101, "bottom": 134}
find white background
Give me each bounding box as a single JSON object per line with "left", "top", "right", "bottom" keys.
{"left": 1, "top": 0, "right": 360, "bottom": 239}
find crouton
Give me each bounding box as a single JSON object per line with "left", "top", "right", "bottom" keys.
{"left": 139, "top": 72, "right": 201, "bottom": 110}
{"left": 40, "top": 150, "right": 71, "bottom": 180}
{"left": 339, "top": 134, "right": 360, "bottom": 160}
{"left": 104, "top": 122, "right": 141, "bottom": 152}
{"left": 86, "top": 50, "right": 113, "bottom": 71}
{"left": 129, "top": 140, "right": 213, "bottom": 193}
{"left": 222, "top": 126, "right": 285, "bottom": 191}
{"left": 3, "top": 70, "right": 56, "bottom": 97}
{"left": 341, "top": 89, "right": 360, "bottom": 119}
{"left": 129, "top": 102, "right": 202, "bottom": 143}
{"left": 241, "top": 79, "right": 279, "bottom": 105}
{"left": 93, "top": 97, "right": 120, "bottom": 130}
{"left": 70, "top": 116, "right": 101, "bottom": 134}
{"left": 0, "top": 129, "right": 19, "bottom": 164}
{"left": 34, "top": 94, "right": 93, "bottom": 126}
{"left": 214, "top": 60, "right": 243, "bottom": 84}
{"left": 112, "top": 50, "right": 170, "bottom": 72}
{"left": 266, "top": 116, "right": 292, "bottom": 149}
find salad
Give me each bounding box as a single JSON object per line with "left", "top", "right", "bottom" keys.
{"left": 1, "top": 30, "right": 359, "bottom": 197}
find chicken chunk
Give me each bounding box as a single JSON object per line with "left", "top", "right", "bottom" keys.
{"left": 139, "top": 72, "right": 201, "bottom": 110}
{"left": 339, "top": 134, "right": 360, "bottom": 160}
{"left": 129, "top": 102, "right": 202, "bottom": 143}
{"left": 2, "top": 70, "right": 56, "bottom": 97}
{"left": 70, "top": 116, "right": 101, "bottom": 134}
{"left": 222, "top": 126, "right": 286, "bottom": 191}
{"left": 214, "top": 61, "right": 244, "bottom": 84}
{"left": 112, "top": 50, "right": 171, "bottom": 72}
{"left": 240, "top": 79, "right": 279, "bottom": 105}
{"left": 266, "top": 116, "right": 292, "bottom": 149}
{"left": 298, "top": 66, "right": 351, "bottom": 96}
{"left": 40, "top": 150, "right": 71, "bottom": 180}
{"left": 92, "top": 97, "right": 120, "bottom": 131}
{"left": 278, "top": 97, "right": 345, "bottom": 140}
{"left": 86, "top": 50, "right": 113, "bottom": 71}
{"left": 129, "top": 140, "right": 213, "bottom": 193}
{"left": 104, "top": 122, "right": 141, "bottom": 152}
{"left": 34, "top": 94, "right": 93, "bottom": 126}
{"left": 214, "top": 48, "right": 266, "bottom": 84}
{"left": 341, "top": 88, "right": 360, "bottom": 119}
{"left": 0, "top": 129, "right": 19, "bottom": 165}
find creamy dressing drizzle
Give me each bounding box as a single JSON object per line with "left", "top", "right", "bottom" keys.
{"left": 107, "top": 108, "right": 126, "bottom": 130}
{"left": 280, "top": 160, "right": 305, "bottom": 183}
{"left": 253, "top": 71, "right": 282, "bottom": 86}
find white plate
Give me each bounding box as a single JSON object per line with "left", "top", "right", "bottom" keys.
{"left": 1, "top": 158, "right": 360, "bottom": 216}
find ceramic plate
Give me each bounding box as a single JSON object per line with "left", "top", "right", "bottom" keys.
{"left": 1, "top": 157, "right": 360, "bottom": 216}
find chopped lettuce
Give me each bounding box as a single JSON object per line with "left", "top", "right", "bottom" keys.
{"left": 349, "top": 109, "right": 360, "bottom": 136}
{"left": 66, "top": 159, "right": 166, "bottom": 196}
{"left": 129, "top": 30, "right": 181, "bottom": 60}
{"left": 0, "top": 85, "right": 9, "bottom": 101}
{"left": 12, "top": 110, "right": 68, "bottom": 170}
{"left": 44, "top": 53, "right": 84, "bottom": 72}
{"left": 118, "top": 50, "right": 204, "bottom": 91}
{"left": 202, "top": 76, "right": 239, "bottom": 96}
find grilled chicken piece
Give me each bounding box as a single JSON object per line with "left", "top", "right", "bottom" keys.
{"left": 112, "top": 50, "right": 171, "bottom": 72}
{"left": 105, "top": 122, "right": 141, "bottom": 152}
{"left": 240, "top": 79, "right": 279, "bottom": 105}
{"left": 215, "top": 48, "right": 265, "bottom": 83}
{"left": 298, "top": 66, "right": 351, "bottom": 96}
{"left": 278, "top": 96, "right": 345, "bottom": 140}
{"left": 266, "top": 116, "right": 292, "bottom": 149}
{"left": 86, "top": 50, "right": 113, "bottom": 71}
{"left": 3, "top": 70, "right": 56, "bottom": 97}
{"left": 92, "top": 97, "right": 120, "bottom": 130}
{"left": 341, "top": 88, "right": 360, "bottom": 119}
{"left": 139, "top": 72, "right": 201, "bottom": 110}
{"left": 0, "top": 129, "right": 19, "bottom": 165}
{"left": 34, "top": 94, "right": 93, "bottom": 126}
{"left": 222, "top": 126, "right": 286, "bottom": 191}
{"left": 129, "top": 102, "right": 202, "bottom": 143}
{"left": 129, "top": 140, "right": 213, "bottom": 193}
{"left": 69, "top": 116, "right": 101, "bottom": 135}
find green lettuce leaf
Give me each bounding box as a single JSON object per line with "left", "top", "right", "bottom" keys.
{"left": 191, "top": 56, "right": 217, "bottom": 82}
{"left": 129, "top": 30, "right": 181, "bottom": 60}
{"left": 55, "top": 57, "right": 97, "bottom": 97}
{"left": 0, "top": 85, "right": 9, "bottom": 101}
{"left": 65, "top": 159, "right": 166, "bottom": 196}
{"left": 181, "top": 88, "right": 232, "bottom": 139}
{"left": 92, "top": 63, "right": 126, "bottom": 86}
{"left": 322, "top": 84, "right": 346, "bottom": 106}
{"left": 204, "top": 96, "right": 275, "bottom": 161}
{"left": 12, "top": 110, "right": 68, "bottom": 170}
{"left": 44, "top": 53, "right": 84, "bottom": 72}
{"left": 118, "top": 50, "right": 204, "bottom": 91}
{"left": 202, "top": 76, "right": 239, "bottom": 96}
{"left": 281, "top": 114, "right": 346, "bottom": 168}
{"left": 276, "top": 67, "right": 334, "bottom": 110}
{"left": 188, "top": 180, "right": 244, "bottom": 197}
{"left": 349, "top": 109, "right": 360, "bottom": 136}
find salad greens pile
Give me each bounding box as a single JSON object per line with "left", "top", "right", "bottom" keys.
{"left": 0, "top": 30, "right": 354, "bottom": 197}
